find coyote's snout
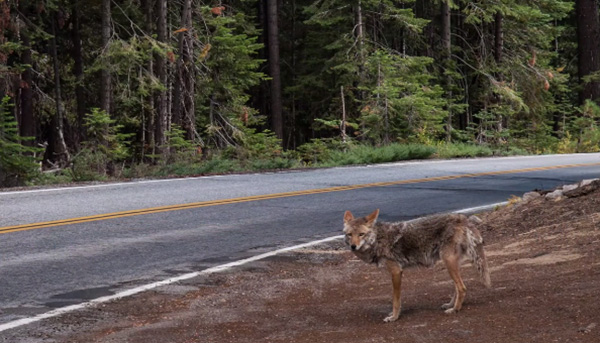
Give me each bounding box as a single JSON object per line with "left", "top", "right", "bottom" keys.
{"left": 343, "top": 209, "right": 491, "bottom": 322}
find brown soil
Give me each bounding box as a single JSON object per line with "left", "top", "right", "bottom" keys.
{"left": 7, "top": 182, "right": 600, "bottom": 343}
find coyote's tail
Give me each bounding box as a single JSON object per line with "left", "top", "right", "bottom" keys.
{"left": 465, "top": 226, "right": 492, "bottom": 288}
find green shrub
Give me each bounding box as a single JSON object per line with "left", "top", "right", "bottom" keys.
{"left": 434, "top": 142, "right": 494, "bottom": 158}
{"left": 122, "top": 163, "right": 157, "bottom": 179}
{"left": 223, "top": 129, "right": 285, "bottom": 161}
{"left": 0, "top": 96, "right": 41, "bottom": 187}
{"left": 497, "top": 146, "right": 529, "bottom": 156}
{"left": 160, "top": 124, "right": 202, "bottom": 164}
{"left": 70, "top": 149, "right": 110, "bottom": 181}
{"left": 249, "top": 157, "right": 298, "bottom": 171}
{"left": 30, "top": 170, "right": 73, "bottom": 186}
{"left": 568, "top": 101, "right": 600, "bottom": 152}
{"left": 72, "top": 108, "right": 133, "bottom": 180}
{"left": 296, "top": 138, "right": 346, "bottom": 165}
{"left": 154, "top": 156, "right": 241, "bottom": 177}
{"left": 577, "top": 127, "right": 600, "bottom": 152}
{"left": 321, "top": 143, "right": 435, "bottom": 167}
{"left": 199, "top": 157, "right": 241, "bottom": 174}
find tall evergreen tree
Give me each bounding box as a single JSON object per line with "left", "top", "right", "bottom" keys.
{"left": 70, "top": 0, "right": 86, "bottom": 145}
{"left": 155, "top": 0, "right": 168, "bottom": 154}
{"left": 18, "top": 1, "right": 35, "bottom": 146}
{"left": 173, "top": 0, "right": 196, "bottom": 141}
{"left": 266, "top": 0, "right": 284, "bottom": 142}
{"left": 48, "top": 8, "right": 70, "bottom": 167}
{"left": 0, "top": 0, "right": 595, "bottom": 184}
{"left": 576, "top": 0, "right": 600, "bottom": 105}
{"left": 0, "top": 96, "right": 40, "bottom": 186}
{"left": 100, "top": 0, "right": 111, "bottom": 114}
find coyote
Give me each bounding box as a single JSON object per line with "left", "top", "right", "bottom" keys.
{"left": 343, "top": 209, "right": 491, "bottom": 322}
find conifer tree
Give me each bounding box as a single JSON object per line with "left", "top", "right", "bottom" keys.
{"left": 0, "top": 97, "right": 40, "bottom": 186}
{"left": 576, "top": 0, "right": 600, "bottom": 104}
{"left": 300, "top": 0, "right": 434, "bottom": 143}
{"left": 0, "top": 0, "right": 595, "bottom": 181}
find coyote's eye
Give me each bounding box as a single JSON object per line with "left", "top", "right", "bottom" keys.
{"left": 358, "top": 233, "right": 365, "bottom": 237}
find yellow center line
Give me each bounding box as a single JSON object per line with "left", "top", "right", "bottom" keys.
{"left": 1, "top": 162, "right": 599, "bottom": 234}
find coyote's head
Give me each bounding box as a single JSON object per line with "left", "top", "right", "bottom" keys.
{"left": 343, "top": 209, "right": 379, "bottom": 251}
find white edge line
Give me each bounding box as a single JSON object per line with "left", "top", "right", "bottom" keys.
{"left": 0, "top": 175, "right": 231, "bottom": 196}
{"left": 0, "top": 235, "right": 343, "bottom": 333}
{"left": 0, "top": 201, "right": 507, "bottom": 333}
{"left": 454, "top": 201, "right": 508, "bottom": 214}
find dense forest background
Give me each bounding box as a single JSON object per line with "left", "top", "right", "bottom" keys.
{"left": 1, "top": 0, "right": 600, "bottom": 186}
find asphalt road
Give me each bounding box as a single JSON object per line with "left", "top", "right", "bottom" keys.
{"left": 0, "top": 154, "right": 599, "bottom": 325}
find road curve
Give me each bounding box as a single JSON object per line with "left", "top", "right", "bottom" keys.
{"left": 0, "top": 153, "right": 599, "bottom": 325}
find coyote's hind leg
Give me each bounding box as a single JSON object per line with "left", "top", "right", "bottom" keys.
{"left": 441, "top": 293, "right": 456, "bottom": 310}
{"left": 441, "top": 247, "right": 467, "bottom": 314}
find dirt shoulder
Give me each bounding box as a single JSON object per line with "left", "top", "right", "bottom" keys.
{"left": 5, "top": 182, "right": 600, "bottom": 343}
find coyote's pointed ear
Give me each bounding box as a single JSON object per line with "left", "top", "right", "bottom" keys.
{"left": 344, "top": 210, "right": 354, "bottom": 223}
{"left": 365, "top": 209, "right": 379, "bottom": 227}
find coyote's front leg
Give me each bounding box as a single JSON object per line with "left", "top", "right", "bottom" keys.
{"left": 384, "top": 260, "right": 403, "bottom": 322}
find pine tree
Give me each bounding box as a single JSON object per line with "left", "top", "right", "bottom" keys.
{"left": 576, "top": 0, "right": 600, "bottom": 104}
{"left": 361, "top": 50, "right": 447, "bottom": 144}
{"left": 0, "top": 97, "right": 41, "bottom": 186}
{"left": 266, "top": 0, "right": 284, "bottom": 142}
{"left": 299, "top": 0, "right": 432, "bottom": 144}
{"left": 457, "top": 0, "right": 572, "bottom": 148}
{"left": 72, "top": 108, "right": 133, "bottom": 180}
{"left": 0, "top": 0, "right": 594, "bottom": 180}
{"left": 196, "top": 4, "right": 266, "bottom": 148}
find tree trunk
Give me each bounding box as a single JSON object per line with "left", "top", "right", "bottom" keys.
{"left": 50, "top": 14, "right": 71, "bottom": 167}
{"left": 266, "top": 0, "right": 284, "bottom": 142}
{"left": 494, "top": 11, "right": 505, "bottom": 136}
{"left": 172, "top": 30, "right": 183, "bottom": 129}
{"left": 256, "top": 0, "right": 269, "bottom": 125}
{"left": 341, "top": 86, "right": 347, "bottom": 143}
{"left": 399, "top": 1, "right": 406, "bottom": 57}
{"left": 19, "top": 26, "right": 35, "bottom": 145}
{"left": 143, "top": 0, "right": 155, "bottom": 156}
{"left": 378, "top": 61, "right": 390, "bottom": 145}
{"left": 100, "top": 0, "right": 111, "bottom": 114}
{"left": 355, "top": 0, "right": 367, "bottom": 133}
{"left": 456, "top": 9, "right": 468, "bottom": 130}
{"left": 416, "top": 0, "right": 434, "bottom": 57}
{"left": 494, "top": 12, "right": 503, "bottom": 64}
{"left": 356, "top": 0, "right": 365, "bottom": 56}
{"left": 173, "top": 0, "right": 195, "bottom": 141}
{"left": 0, "top": 1, "right": 8, "bottom": 99}
{"left": 181, "top": 0, "right": 195, "bottom": 142}
{"left": 289, "top": 0, "right": 297, "bottom": 149}
{"left": 441, "top": 1, "right": 451, "bottom": 57}
{"left": 441, "top": 0, "right": 452, "bottom": 141}
{"left": 576, "top": 0, "right": 600, "bottom": 104}
{"left": 71, "top": 0, "right": 85, "bottom": 145}
{"left": 155, "top": 0, "right": 168, "bottom": 153}
{"left": 355, "top": 0, "right": 366, "bottom": 74}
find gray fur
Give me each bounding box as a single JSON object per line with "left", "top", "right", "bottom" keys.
{"left": 348, "top": 213, "right": 491, "bottom": 287}
{"left": 344, "top": 210, "right": 491, "bottom": 320}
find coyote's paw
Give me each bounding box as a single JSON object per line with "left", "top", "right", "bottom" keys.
{"left": 441, "top": 302, "right": 453, "bottom": 310}
{"left": 444, "top": 308, "right": 458, "bottom": 314}
{"left": 383, "top": 312, "right": 400, "bottom": 322}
